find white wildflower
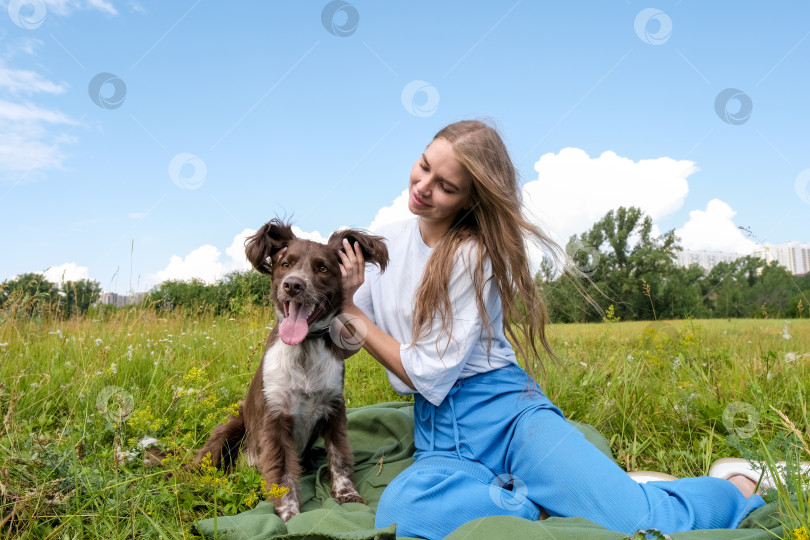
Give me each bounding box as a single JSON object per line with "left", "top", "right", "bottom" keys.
{"left": 114, "top": 449, "right": 136, "bottom": 463}
{"left": 138, "top": 437, "right": 159, "bottom": 449}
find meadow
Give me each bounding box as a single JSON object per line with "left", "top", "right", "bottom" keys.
{"left": 0, "top": 307, "right": 808, "bottom": 538}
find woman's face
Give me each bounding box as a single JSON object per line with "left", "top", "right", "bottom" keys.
{"left": 408, "top": 138, "right": 473, "bottom": 230}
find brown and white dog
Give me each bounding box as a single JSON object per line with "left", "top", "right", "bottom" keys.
{"left": 196, "top": 218, "right": 388, "bottom": 521}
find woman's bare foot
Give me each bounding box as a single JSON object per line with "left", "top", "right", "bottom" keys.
{"left": 727, "top": 474, "right": 758, "bottom": 497}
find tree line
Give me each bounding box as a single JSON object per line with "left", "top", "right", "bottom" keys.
{"left": 0, "top": 270, "right": 272, "bottom": 319}
{"left": 537, "top": 206, "right": 808, "bottom": 322}
{"left": 2, "top": 206, "right": 806, "bottom": 321}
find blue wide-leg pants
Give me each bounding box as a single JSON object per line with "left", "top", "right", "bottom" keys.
{"left": 374, "top": 364, "right": 764, "bottom": 539}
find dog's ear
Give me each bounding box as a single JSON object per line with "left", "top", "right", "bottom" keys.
{"left": 245, "top": 219, "right": 296, "bottom": 275}
{"left": 329, "top": 229, "right": 389, "bottom": 272}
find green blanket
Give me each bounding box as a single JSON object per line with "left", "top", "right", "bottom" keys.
{"left": 194, "top": 402, "right": 786, "bottom": 540}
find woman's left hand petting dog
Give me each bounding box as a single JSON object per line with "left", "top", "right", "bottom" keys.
{"left": 195, "top": 218, "right": 388, "bottom": 521}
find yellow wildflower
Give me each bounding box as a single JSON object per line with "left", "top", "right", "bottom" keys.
{"left": 183, "top": 366, "right": 206, "bottom": 386}
{"left": 199, "top": 452, "right": 216, "bottom": 474}
{"left": 260, "top": 479, "right": 290, "bottom": 498}
{"left": 268, "top": 483, "right": 290, "bottom": 498}
{"left": 794, "top": 526, "right": 809, "bottom": 540}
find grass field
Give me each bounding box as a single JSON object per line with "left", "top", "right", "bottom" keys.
{"left": 0, "top": 308, "right": 808, "bottom": 538}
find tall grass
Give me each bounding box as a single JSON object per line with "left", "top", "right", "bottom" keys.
{"left": 0, "top": 307, "right": 807, "bottom": 538}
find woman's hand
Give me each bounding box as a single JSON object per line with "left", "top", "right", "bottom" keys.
{"left": 337, "top": 239, "right": 365, "bottom": 309}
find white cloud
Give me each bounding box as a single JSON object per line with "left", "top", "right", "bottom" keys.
{"left": 0, "top": 65, "right": 68, "bottom": 95}
{"left": 675, "top": 199, "right": 757, "bottom": 254}
{"left": 224, "top": 228, "right": 256, "bottom": 273}
{"left": 291, "top": 226, "right": 329, "bottom": 244}
{"left": 2, "top": 38, "right": 45, "bottom": 59}
{"left": 523, "top": 148, "right": 696, "bottom": 244}
{"left": 34, "top": 0, "right": 118, "bottom": 16}
{"left": 42, "top": 262, "right": 90, "bottom": 285}
{"left": 368, "top": 188, "right": 411, "bottom": 231}
{"left": 84, "top": 0, "right": 117, "bottom": 15}
{"left": 0, "top": 63, "right": 77, "bottom": 175}
{"left": 148, "top": 226, "right": 330, "bottom": 289}
{"left": 127, "top": 0, "right": 145, "bottom": 13}
{"left": 364, "top": 149, "right": 696, "bottom": 270}
{"left": 151, "top": 245, "right": 223, "bottom": 285}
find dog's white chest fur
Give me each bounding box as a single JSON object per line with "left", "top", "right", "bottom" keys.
{"left": 262, "top": 340, "right": 344, "bottom": 453}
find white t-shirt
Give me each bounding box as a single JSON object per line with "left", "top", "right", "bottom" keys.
{"left": 353, "top": 218, "right": 518, "bottom": 406}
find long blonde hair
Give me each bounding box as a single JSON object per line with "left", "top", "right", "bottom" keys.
{"left": 411, "top": 120, "right": 560, "bottom": 378}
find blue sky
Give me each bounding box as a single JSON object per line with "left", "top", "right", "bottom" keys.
{"left": 1, "top": 1, "right": 808, "bottom": 294}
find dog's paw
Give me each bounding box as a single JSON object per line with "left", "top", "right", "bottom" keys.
{"left": 275, "top": 499, "right": 300, "bottom": 522}
{"left": 334, "top": 489, "right": 366, "bottom": 505}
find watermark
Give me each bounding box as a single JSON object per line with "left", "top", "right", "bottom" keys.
{"left": 96, "top": 385, "right": 134, "bottom": 424}
{"left": 722, "top": 401, "right": 760, "bottom": 438}
{"left": 488, "top": 473, "right": 528, "bottom": 512}
{"left": 329, "top": 313, "right": 367, "bottom": 351}
{"left": 169, "top": 152, "right": 207, "bottom": 190}
{"left": 8, "top": 0, "right": 46, "bottom": 30}
{"left": 88, "top": 73, "right": 127, "bottom": 110}
{"left": 634, "top": 8, "right": 672, "bottom": 46}
{"left": 565, "top": 239, "right": 600, "bottom": 277}
{"left": 795, "top": 168, "right": 810, "bottom": 204}
{"left": 321, "top": 0, "right": 359, "bottom": 37}
{"left": 714, "top": 88, "right": 753, "bottom": 125}
{"left": 401, "top": 80, "right": 440, "bottom": 118}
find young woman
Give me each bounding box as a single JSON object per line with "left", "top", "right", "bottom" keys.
{"left": 337, "top": 120, "right": 766, "bottom": 539}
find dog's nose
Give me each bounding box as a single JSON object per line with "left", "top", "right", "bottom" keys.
{"left": 283, "top": 276, "right": 305, "bottom": 296}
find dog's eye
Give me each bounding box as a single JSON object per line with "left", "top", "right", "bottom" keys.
{"left": 280, "top": 262, "right": 290, "bottom": 268}
{"left": 318, "top": 265, "right": 329, "bottom": 273}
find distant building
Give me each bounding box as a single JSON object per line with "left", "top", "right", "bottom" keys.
{"left": 674, "top": 242, "right": 810, "bottom": 275}
{"left": 753, "top": 242, "right": 810, "bottom": 276}
{"left": 99, "top": 292, "right": 127, "bottom": 307}
{"left": 129, "top": 292, "right": 149, "bottom": 305}
{"left": 98, "top": 292, "right": 149, "bottom": 307}
{"left": 674, "top": 250, "right": 745, "bottom": 272}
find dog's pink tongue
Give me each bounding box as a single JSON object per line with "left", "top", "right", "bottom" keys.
{"left": 279, "top": 302, "right": 309, "bottom": 345}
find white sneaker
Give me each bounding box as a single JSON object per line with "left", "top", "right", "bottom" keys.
{"left": 628, "top": 471, "right": 678, "bottom": 483}
{"left": 709, "top": 457, "right": 810, "bottom": 491}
